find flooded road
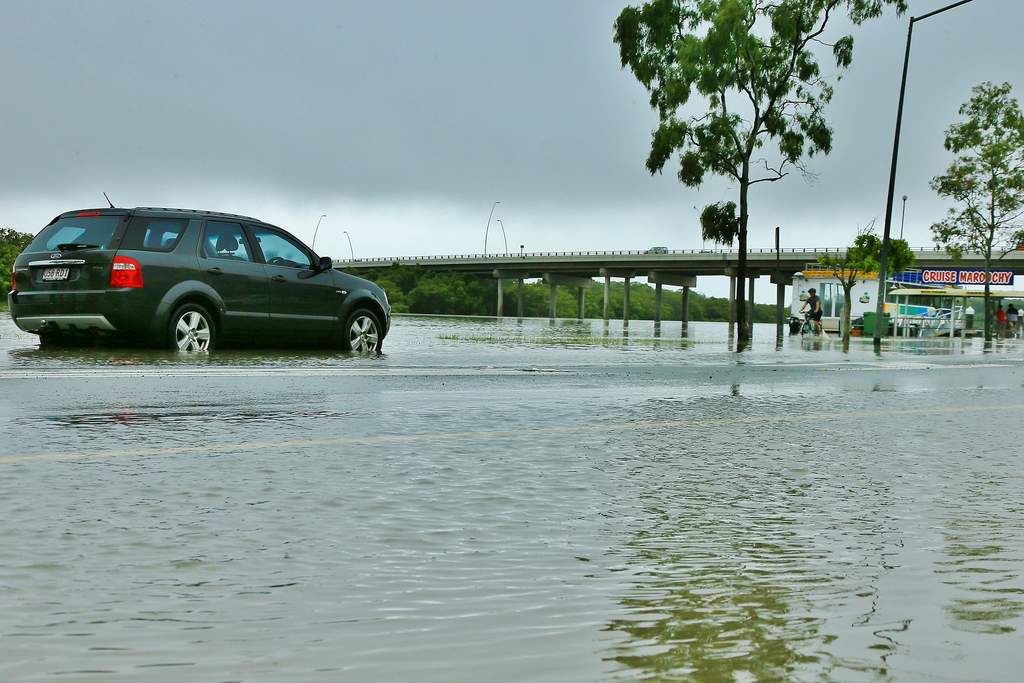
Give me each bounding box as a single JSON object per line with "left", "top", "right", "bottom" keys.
{"left": 1, "top": 313, "right": 1023, "bottom": 681}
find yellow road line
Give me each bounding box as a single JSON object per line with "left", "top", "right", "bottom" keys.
{"left": 2, "top": 403, "right": 1022, "bottom": 465}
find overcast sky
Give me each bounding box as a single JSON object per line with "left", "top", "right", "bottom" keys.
{"left": 1, "top": 0, "right": 1020, "bottom": 300}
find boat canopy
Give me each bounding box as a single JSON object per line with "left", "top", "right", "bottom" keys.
{"left": 888, "top": 287, "right": 1024, "bottom": 298}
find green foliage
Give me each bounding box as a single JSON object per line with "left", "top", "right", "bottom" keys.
{"left": 1, "top": 228, "right": 34, "bottom": 296}
{"left": 884, "top": 237, "right": 915, "bottom": 278}
{"left": 820, "top": 226, "right": 913, "bottom": 341}
{"left": 614, "top": 0, "right": 903, "bottom": 342}
{"left": 357, "top": 266, "right": 779, "bottom": 323}
{"left": 700, "top": 202, "right": 738, "bottom": 245}
{"left": 930, "top": 81, "right": 1024, "bottom": 340}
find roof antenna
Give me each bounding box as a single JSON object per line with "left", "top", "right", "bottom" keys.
{"left": 103, "top": 192, "right": 115, "bottom": 208}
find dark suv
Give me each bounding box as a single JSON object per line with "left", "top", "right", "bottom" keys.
{"left": 8, "top": 207, "right": 390, "bottom": 352}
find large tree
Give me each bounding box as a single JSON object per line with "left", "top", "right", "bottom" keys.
{"left": 819, "top": 225, "right": 913, "bottom": 343}
{"left": 1, "top": 228, "right": 33, "bottom": 296}
{"left": 614, "top": 0, "right": 905, "bottom": 346}
{"left": 930, "top": 82, "right": 1024, "bottom": 343}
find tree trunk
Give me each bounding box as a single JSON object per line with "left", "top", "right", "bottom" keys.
{"left": 984, "top": 190, "right": 996, "bottom": 342}
{"left": 842, "top": 282, "right": 853, "bottom": 344}
{"left": 983, "top": 251, "right": 992, "bottom": 342}
{"left": 736, "top": 173, "right": 749, "bottom": 348}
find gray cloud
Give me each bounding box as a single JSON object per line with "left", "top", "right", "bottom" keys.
{"left": 1, "top": 0, "right": 1021, "bottom": 299}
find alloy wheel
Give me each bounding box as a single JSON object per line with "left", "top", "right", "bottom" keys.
{"left": 175, "top": 311, "right": 212, "bottom": 352}
{"left": 348, "top": 314, "right": 379, "bottom": 353}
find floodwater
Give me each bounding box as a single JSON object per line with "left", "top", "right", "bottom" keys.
{"left": 1, "top": 313, "right": 1023, "bottom": 682}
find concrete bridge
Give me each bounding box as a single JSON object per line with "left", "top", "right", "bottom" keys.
{"left": 333, "top": 247, "right": 1024, "bottom": 325}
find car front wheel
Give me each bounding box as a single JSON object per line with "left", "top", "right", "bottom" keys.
{"left": 343, "top": 308, "right": 380, "bottom": 353}
{"left": 168, "top": 303, "right": 216, "bottom": 352}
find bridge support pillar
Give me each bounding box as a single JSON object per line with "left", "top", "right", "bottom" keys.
{"left": 771, "top": 272, "right": 792, "bottom": 342}
{"left": 549, "top": 283, "right": 558, "bottom": 319}
{"left": 728, "top": 273, "right": 736, "bottom": 332}
{"left": 623, "top": 277, "right": 632, "bottom": 325}
{"left": 748, "top": 276, "right": 755, "bottom": 335}
{"left": 496, "top": 278, "right": 503, "bottom": 318}
{"left": 602, "top": 273, "right": 610, "bottom": 321}
{"left": 777, "top": 276, "right": 785, "bottom": 341}
{"left": 577, "top": 287, "right": 586, "bottom": 320}
{"left": 654, "top": 282, "right": 662, "bottom": 324}
{"left": 517, "top": 278, "right": 525, "bottom": 318}
{"left": 682, "top": 286, "right": 690, "bottom": 331}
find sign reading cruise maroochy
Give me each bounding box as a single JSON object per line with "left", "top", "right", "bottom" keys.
{"left": 921, "top": 269, "right": 1015, "bottom": 285}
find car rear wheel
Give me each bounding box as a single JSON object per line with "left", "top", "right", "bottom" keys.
{"left": 169, "top": 303, "right": 215, "bottom": 352}
{"left": 343, "top": 308, "right": 380, "bottom": 353}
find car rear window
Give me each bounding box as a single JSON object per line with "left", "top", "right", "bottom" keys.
{"left": 120, "top": 217, "right": 189, "bottom": 252}
{"left": 26, "top": 214, "right": 124, "bottom": 252}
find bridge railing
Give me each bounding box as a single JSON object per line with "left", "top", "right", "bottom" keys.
{"left": 334, "top": 246, "right": 956, "bottom": 264}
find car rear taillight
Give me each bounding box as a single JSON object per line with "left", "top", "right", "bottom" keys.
{"left": 77, "top": 211, "right": 103, "bottom": 217}
{"left": 110, "top": 255, "right": 144, "bottom": 289}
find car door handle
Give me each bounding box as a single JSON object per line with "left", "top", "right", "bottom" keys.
{"left": 206, "top": 267, "right": 223, "bottom": 275}
{"left": 271, "top": 275, "right": 287, "bottom": 283}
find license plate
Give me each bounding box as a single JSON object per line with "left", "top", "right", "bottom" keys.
{"left": 42, "top": 267, "right": 70, "bottom": 281}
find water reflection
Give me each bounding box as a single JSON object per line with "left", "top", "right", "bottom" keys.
{"left": 935, "top": 471, "right": 1024, "bottom": 635}
{"left": 597, "top": 396, "right": 834, "bottom": 679}
{"left": 605, "top": 526, "right": 823, "bottom": 680}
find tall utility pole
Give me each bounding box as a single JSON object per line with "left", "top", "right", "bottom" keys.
{"left": 483, "top": 201, "right": 500, "bottom": 254}
{"left": 496, "top": 219, "right": 509, "bottom": 255}
{"left": 873, "top": 0, "right": 977, "bottom": 347}
{"left": 899, "top": 195, "right": 908, "bottom": 240}
{"left": 342, "top": 230, "right": 355, "bottom": 260}
{"left": 311, "top": 214, "right": 327, "bottom": 251}
{"left": 775, "top": 226, "right": 784, "bottom": 343}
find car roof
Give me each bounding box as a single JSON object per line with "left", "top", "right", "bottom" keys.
{"left": 57, "top": 207, "right": 267, "bottom": 224}
{"left": 134, "top": 207, "right": 264, "bottom": 223}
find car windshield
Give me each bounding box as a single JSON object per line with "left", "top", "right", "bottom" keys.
{"left": 26, "top": 215, "right": 123, "bottom": 252}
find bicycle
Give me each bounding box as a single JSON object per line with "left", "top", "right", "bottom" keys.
{"left": 800, "top": 311, "right": 823, "bottom": 336}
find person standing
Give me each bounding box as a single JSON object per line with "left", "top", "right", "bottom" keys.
{"left": 1008, "top": 304, "right": 1019, "bottom": 338}
{"left": 996, "top": 304, "right": 1007, "bottom": 339}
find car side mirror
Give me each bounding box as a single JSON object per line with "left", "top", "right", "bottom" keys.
{"left": 318, "top": 256, "right": 333, "bottom": 272}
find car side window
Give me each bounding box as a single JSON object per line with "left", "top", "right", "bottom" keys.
{"left": 121, "top": 217, "right": 188, "bottom": 252}
{"left": 250, "top": 227, "right": 312, "bottom": 269}
{"left": 202, "top": 221, "right": 252, "bottom": 262}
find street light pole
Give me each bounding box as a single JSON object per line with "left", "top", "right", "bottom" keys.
{"left": 311, "top": 214, "right": 327, "bottom": 251}
{"left": 899, "top": 195, "right": 908, "bottom": 240}
{"left": 496, "top": 219, "right": 509, "bottom": 255}
{"left": 342, "top": 230, "right": 355, "bottom": 260}
{"left": 483, "top": 201, "right": 500, "bottom": 255}
{"left": 873, "top": 0, "right": 977, "bottom": 347}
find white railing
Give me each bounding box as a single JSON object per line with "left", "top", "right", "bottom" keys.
{"left": 333, "top": 246, "right": 966, "bottom": 265}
